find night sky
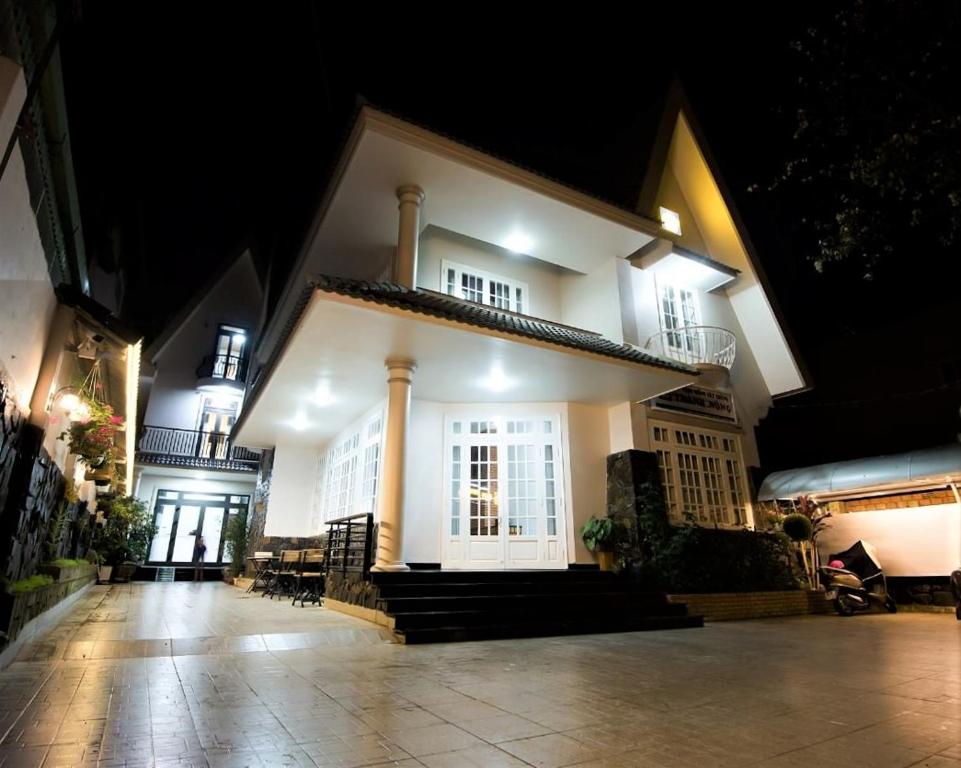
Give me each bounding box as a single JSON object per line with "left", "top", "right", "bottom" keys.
{"left": 57, "top": 3, "right": 961, "bottom": 471}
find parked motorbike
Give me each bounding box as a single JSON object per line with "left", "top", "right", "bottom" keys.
{"left": 951, "top": 568, "right": 961, "bottom": 621}
{"left": 818, "top": 539, "right": 897, "bottom": 617}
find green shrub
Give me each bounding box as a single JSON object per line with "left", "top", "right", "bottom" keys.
{"left": 225, "top": 508, "right": 250, "bottom": 576}
{"left": 46, "top": 559, "right": 87, "bottom": 568}
{"left": 8, "top": 575, "right": 55, "bottom": 594}
{"left": 782, "top": 513, "right": 814, "bottom": 542}
{"left": 638, "top": 526, "right": 799, "bottom": 593}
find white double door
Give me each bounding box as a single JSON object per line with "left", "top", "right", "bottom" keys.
{"left": 442, "top": 415, "right": 567, "bottom": 569}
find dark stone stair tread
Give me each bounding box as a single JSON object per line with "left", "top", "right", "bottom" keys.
{"left": 396, "top": 615, "right": 704, "bottom": 644}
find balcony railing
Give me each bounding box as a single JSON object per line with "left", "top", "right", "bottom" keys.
{"left": 137, "top": 426, "right": 260, "bottom": 471}
{"left": 196, "top": 353, "right": 248, "bottom": 383}
{"left": 645, "top": 326, "right": 737, "bottom": 369}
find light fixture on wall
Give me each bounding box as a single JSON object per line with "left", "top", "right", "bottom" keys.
{"left": 659, "top": 206, "right": 682, "bottom": 236}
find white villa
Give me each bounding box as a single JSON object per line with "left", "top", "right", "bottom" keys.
{"left": 233, "top": 89, "right": 807, "bottom": 574}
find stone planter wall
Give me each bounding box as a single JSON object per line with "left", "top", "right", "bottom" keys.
{"left": 669, "top": 590, "right": 830, "bottom": 622}
{"left": 0, "top": 563, "right": 97, "bottom": 647}
{"left": 325, "top": 571, "right": 379, "bottom": 610}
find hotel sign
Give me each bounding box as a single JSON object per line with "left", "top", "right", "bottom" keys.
{"left": 650, "top": 386, "right": 737, "bottom": 423}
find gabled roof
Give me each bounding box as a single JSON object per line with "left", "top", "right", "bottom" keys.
{"left": 145, "top": 247, "right": 260, "bottom": 363}
{"left": 637, "top": 79, "right": 811, "bottom": 398}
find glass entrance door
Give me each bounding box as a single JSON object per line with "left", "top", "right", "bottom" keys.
{"left": 444, "top": 416, "right": 566, "bottom": 569}
{"left": 147, "top": 490, "right": 249, "bottom": 565}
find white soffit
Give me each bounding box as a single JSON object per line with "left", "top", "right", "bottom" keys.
{"left": 305, "top": 114, "right": 660, "bottom": 278}
{"left": 631, "top": 239, "right": 738, "bottom": 292}
{"left": 234, "top": 292, "right": 696, "bottom": 448}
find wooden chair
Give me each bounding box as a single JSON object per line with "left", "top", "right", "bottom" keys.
{"left": 292, "top": 549, "right": 326, "bottom": 607}
{"left": 263, "top": 550, "right": 304, "bottom": 599}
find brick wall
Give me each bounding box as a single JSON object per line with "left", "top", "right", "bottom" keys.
{"left": 669, "top": 590, "right": 829, "bottom": 622}
{"left": 841, "top": 488, "right": 955, "bottom": 513}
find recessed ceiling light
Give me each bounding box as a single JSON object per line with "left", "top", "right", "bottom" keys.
{"left": 502, "top": 231, "right": 534, "bottom": 254}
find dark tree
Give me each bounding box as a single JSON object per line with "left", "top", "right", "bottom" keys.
{"left": 756, "top": 1, "right": 961, "bottom": 279}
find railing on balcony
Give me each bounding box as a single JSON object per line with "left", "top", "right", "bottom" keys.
{"left": 137, "top": 426, "right": 260, "bottom": 471}
{"left": 196, "top": 353, "right": 248, "bottom": 383}
{"left": 645, "top": 326, "right": 737, "bottom": 369}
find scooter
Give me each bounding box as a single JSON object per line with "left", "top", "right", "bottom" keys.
{"left": 818, "top": 539, "right": 897, "bottom": 617}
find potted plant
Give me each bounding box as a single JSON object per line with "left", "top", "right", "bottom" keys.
{"left": 92, "top": 496, "right": 157, "bottom": 582}
{"left": 580, "top": 516, "right": 617, "bottom": 571}
{"left": 224, "top": 508, "right": 249, "bottom": 584}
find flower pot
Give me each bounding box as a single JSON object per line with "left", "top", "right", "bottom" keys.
{"left": 97, "top": 565, "right": 113, "bottom": 584}
{"left": 114, "top": 562, "right": 137, "bottom": 583}
{"left": 596, "top": 550, "right": 614, "bottom": 571}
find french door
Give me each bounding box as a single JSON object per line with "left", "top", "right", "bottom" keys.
{"left": 147, "top": 490, "right": 250, "bottom": 565}
{"left": 442, "top": 416, "right": 566, "bottom": 569}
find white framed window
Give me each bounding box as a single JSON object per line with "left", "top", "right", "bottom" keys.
{"left": 311, "top": 407, "right": 385, "bottom": 530}
{"left": 651, "top": 420, "right": 751, "bottom": 527}
{"left": 441, "top": 260, "right": 529, "bottom": 314}
{"left": 658, "top": 281, "right": 699, "bottom": 353}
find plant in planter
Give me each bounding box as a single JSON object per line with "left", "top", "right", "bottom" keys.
{"left": 580, "top": 516, "right": 618, "bottom": 571}
{"left": 224, "top": 507, "right": 249, "bottom": 581}
{"left": 91, "top": 496, "right": 157, "bottom": 582}
{"left": 780, "top": 495, "right": 831, "bottom": 588}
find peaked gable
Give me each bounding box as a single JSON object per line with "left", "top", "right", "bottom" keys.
{"left": 639, "top": 83, "right": 809, "bottom": 398}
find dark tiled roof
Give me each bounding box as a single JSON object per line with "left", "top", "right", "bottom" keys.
{"left": 309, "top": 275, "right": 696, "bottom": 374}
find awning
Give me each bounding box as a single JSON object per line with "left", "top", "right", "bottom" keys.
{"left": 757, "top": 444, "right": 961, "bottom": 501}
{"left": 233, "top": 276, "right": 698, "bottom": 448}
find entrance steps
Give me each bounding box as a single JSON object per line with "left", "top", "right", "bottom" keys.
{"left": 155, "top": 567, "right": 176, "bottom": 583}
{"left": 370, "top": 569, "right": 702, "bottom": 644}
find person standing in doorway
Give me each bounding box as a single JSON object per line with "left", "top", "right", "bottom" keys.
{"left": 193, "top": 534, "right": 207, "bottom": 582}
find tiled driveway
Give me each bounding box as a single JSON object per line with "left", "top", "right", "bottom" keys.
{"left": 0, "top": 583, "right": 958, "bottom": 767}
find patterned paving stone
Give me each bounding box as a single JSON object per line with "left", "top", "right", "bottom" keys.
{"left": 0, "top": 583, "right": 958, "bottom": 767}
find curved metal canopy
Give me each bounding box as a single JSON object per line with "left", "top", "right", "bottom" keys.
{"left": 757, "top": 444, "right": 961, "bottom": 501}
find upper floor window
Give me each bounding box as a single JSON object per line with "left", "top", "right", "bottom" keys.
{"left": 441, "top": 260, "right": 528, "bottom": 314}
{"left": 212, "top": 325, "right": 248, "bottom": 381}
{"left": 659, "top": 283, "right": 699, "bottom": 353}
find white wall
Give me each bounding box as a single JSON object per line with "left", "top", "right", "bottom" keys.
{"left": 566, "top": 403, "right": 611, "bottom": 564}
{"left": 559, "top": 257, "right": 625, "bottom": 340}
{"left": 143, "top": 253, "right": 263, "bottom": 430}
{"left": 817, "top": 504, "right": 961, "bottom": 577}
{"left": 404, "top": 399, "right": 445, "bottom": 563}
{"left": 0, "top": 57, "right": 56, "bottom": 409}
{"left": 264, "top": 443, "right": 318, "bottom": 536}
{"left": 417, "top": 227, "right": 565, "bottom": 322}
{"left": 136, "top": 471, "right": 257, "bottom": 515}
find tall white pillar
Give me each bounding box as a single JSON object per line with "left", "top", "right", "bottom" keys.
{"left": 393, "top": 185, "right": 425, "bottom": 288}
{"left": 372, "top": 359, "right": 416, "bottom": 572}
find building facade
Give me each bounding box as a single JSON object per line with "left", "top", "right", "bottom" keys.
{"left": 135, "top": 252, "right": 263, "bottom": 571}
{"left": 234, "top": 93, "right": 806, "bottom": 572}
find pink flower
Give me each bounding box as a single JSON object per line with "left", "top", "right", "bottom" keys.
{"left": 109, "top": 416, "right": 124, "bottom": 425}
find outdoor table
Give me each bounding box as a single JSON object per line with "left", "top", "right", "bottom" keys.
{"left": 246, "top": 556, "right": 275, "bottom": 593}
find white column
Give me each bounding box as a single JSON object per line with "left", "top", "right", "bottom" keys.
{"left": 372, "top": 359, "right": 416, "bottom": 572}
{"left": 393, "top": 185, "right": 425, "bottom": 288}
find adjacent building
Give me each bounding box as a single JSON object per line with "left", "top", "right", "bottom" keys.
{"left": 134, "top": 251, "right": 263, "bottom": 571}
{"left": 233, "top": 88, "right": 807, "bottom": 574}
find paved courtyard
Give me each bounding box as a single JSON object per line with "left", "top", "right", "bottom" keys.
{"left": 0, "top": 583, "right": 958, "bottom": 768}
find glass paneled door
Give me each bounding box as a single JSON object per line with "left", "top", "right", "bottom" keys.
{"left": 443, "top": 416, "right": 566, "bottom": 569}
{"left": 147, "top": 490, "right": 250, "bottom": 565}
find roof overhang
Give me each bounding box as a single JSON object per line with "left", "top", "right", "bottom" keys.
{"left": 235, "top": 285, "right": 697, "bottom": 448}
{"left": 758, "top": 444, "right": 961, "bottom": 501}
{"left": 629, "top": 238, "right": 739, "bottom": 292}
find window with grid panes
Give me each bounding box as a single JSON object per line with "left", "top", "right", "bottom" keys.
{"left": 442, "top": 260, "right": 528, "bottom": 314}
{"left": 650, "top": 420, "right": 751, "bottom": 526}
{"left": 659, "top": 282, "right": 699, "bottom": 352}
{"left": 312, "top": 409, "right": 385, "bottom": 527}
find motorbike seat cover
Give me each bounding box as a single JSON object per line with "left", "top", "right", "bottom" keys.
{"left": 829, "top": 540, "right": 883, "bottom": 581}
